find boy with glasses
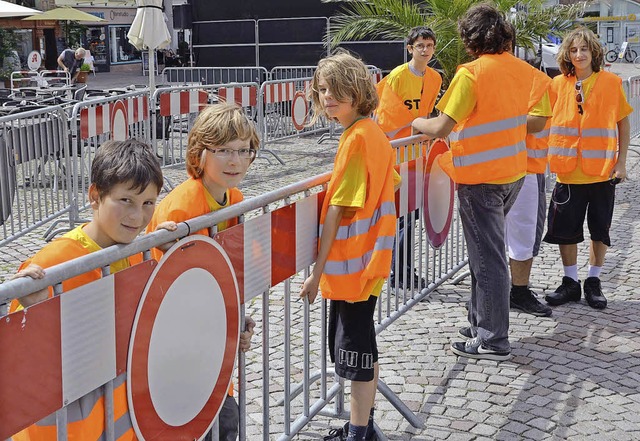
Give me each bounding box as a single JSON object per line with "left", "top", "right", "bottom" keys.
{"left": 375, "top": 26, "right": 442, "bottom": 291}
{"left": 147, "top": 102, "right": 258, "bottom": 441}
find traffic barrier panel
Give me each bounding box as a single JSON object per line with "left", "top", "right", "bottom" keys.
{"left": 162, "top": 66, "right": 269, "bottom": 85}
{"left": 625, "top": 76, "right": 640, "bottom": 138}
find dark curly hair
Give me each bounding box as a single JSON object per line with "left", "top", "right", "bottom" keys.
{"left": 458, "top": 3, "right": 513, "bottom": 57}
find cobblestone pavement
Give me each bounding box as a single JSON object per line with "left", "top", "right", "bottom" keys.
{"left": 2, "top": 70, "right": 640, "bottom": 439}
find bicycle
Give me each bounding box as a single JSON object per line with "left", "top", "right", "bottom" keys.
{"left": 605, "top": 44, "right": 637, "bottom": 63}
{"left": 634, "top": 54, "right": 640, "bottom": 68}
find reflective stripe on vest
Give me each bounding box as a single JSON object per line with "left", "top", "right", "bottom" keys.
{"left": 449, "top": 115, "right": 527, "bottom": 142}
{"left": 527, "top": 148, "right": 548, "bottom": 159}
{"left": 548, "top": 146, "right": 578, "bottom": 157}
{"left": 324, "top": 201, "right": 396, "bottom": 240}
{"left": 533, "top": 128, "right": 550, "bottom": 139}
{"left": 582, "top": 149, "right": 617, "bottom": 159}
{"left": 324, "top": 235, "right": 395, "bottom": 276}
{"left": 550, "top": 126, "right": 579, "bottom": 136}
{"left": 582, "top": 128, "right": 617, "bottom": 138}
{"left": 453, "top": 140, "right": 526, "bottom": 167}
{"left": 384, "top": 123, "right": 411, "bottom": 139}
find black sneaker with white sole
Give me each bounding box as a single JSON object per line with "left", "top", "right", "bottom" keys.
{"left": 450, "top": 337, "right": 511, "bottom": 361}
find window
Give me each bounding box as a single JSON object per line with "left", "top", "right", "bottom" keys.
{"left": 109, "top": 25, "right": 141, "bottom": 63}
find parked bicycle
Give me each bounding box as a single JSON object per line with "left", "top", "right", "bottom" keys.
{"left": 605, "top": 43, "right": 637, "bottom": 63}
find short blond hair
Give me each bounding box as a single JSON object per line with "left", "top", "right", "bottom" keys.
{"left": 557, "top": 27, "right": 603, "bottom": 76}
{"left": 309, "top": 51, "right": 378, "bottom": 124}
{"left": 186, "top": 102, "right": 260, "bottom": 178}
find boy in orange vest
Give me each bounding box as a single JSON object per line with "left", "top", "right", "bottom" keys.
{"left": 146, "top": 102, "right": 257, "bottom": 441}
{"left": 543, "top": 27, "right": 631, "bottom": 310}
{"left": 301, "top": 52, "right": 400, "bottom": 441}
{"left": 9, "top": 139, "right": 175, "bottom": 441}
{"left": 411, "top": 5, "right": 550, "bottom": 361}
{"left": 375, "top": 26, "right": 442, "bottom": 291}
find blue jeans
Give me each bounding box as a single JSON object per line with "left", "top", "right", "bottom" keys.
{"left": 458, "top": 179, "right": 524, "bottom": 352}
{"left": 391, "top": 211, "right": 418, "bottom": 275}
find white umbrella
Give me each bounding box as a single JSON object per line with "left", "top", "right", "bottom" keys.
{"left": 127, "top": 0, "right": 171, "bottom": 95}
{"left": 0, "top": 0, "right": 41, "bottom": 17}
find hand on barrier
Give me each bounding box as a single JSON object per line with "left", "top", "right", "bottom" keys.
{"left": 153, "top": 220, "right": 179, "bottom": 251}
{"left": 299, "top": 273, "right": 320, "bottom": 304}
{"left": 10, "top": 263, "right": 48, "bottom": 308}
{"left": 239, "top": 316, "right": 256, "bottom": 352}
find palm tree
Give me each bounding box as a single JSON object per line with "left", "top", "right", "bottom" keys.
{"left": 326, "top": 0, "right": 585, "bottom": 85}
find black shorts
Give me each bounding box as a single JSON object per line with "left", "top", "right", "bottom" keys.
{"left": 328, "top": 295, "right": 379, "bottom": 382}
{"left": 543, "top": 180, "right": 616, "bottom": 247}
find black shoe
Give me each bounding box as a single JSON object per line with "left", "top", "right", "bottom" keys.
{"left": 583, "top": 277, "right": 607, "bottom": 309}
{"left": 450, "top": 337, "right": 511, "bottom": 361}
{"left": 545, "top": 277, "right": 581, "bottom": 306}
{"left": 391, "top": 271, "right": 425, "bottom": 290}
{"left": 458, "top": 326, "right": 473, "bottom": 339}
{"left": 511, "top": 288, "right": 552, "bottom": 317}
{"left": 323, "top": 423, "right": 347, "bottom": 441}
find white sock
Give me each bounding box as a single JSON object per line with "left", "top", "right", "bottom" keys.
{"left": 588, "top": 265, "right": 602, "bottom": 279}
{"left": 563, "top": 265, "right": 579, "bottom": 282}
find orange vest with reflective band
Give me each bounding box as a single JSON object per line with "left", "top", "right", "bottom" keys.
{"left": 146, "top": 177, "right": 243, "bottom": 261}
{"left": 375, "top": 65, "right": 442, "bottom": 140}
{"left": 439, "top": 53, "right": 548, "bottom": 184}
{"left": 548, "top": 72, "right": 620, "bottom": 177}
{"left": 319, "top": 118, "right": 397, "bottom": 301}
{"left": 9, "top": 241, "right": 136, "bottom": 441}
{"left": 526, "top": 118, "right": 550, "bottom": 174}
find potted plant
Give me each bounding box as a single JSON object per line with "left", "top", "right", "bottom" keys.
{"left": 75, "top": 63, "right": 91, "bottom": 83}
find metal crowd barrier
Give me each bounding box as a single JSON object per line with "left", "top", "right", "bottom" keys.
{"left": 162, "top": 66, "right": 269, "bottom": 85}
{"left": 258, "top": 76, "right": 329, "bottom": 162}
{"left": 0, "top": 134, "right": 469, "bottom": 440}
{"left": 0, "top": 106, "right": 72, "bottom": 248}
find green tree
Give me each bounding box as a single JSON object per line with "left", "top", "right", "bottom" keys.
{"left": 326, "top": 0, "right": 585, "bottom": 85}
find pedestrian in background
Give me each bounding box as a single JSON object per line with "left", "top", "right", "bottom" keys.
{"left": 57, "top": 47, "right": 86, "bottom": 81}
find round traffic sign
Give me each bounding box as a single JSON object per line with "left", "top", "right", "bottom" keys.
{"left": 423, "top": 139, "right": 455, "bottom": 249}
{"left": 110, "top": 100, "right": 128, "bottom": 141}
{"left": 291, "top": 91, "right": 308, "bottom": 131}
{"left": 128, "top": 236, "right": 240, "bottom": 440}
{"left": 27, "top": 51, "right": 42, "bottom": 71}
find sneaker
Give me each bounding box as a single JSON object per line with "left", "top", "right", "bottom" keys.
{"left": 545, "top": 276, "right": 582, "bottom": 306}
{"left": 390, "top": 271, "right": 426, "bottom": 290}
{"left": 511, "top": 288, "right": 552, "bottom": 317}
{"left": 458, "top": 326, "right": 473, "bottom": 339}
{"left": 583, "top": 277, "right": 607, "bottom": 309}
{"left": 450, "top": 337, "right": 511, "bottom": 361}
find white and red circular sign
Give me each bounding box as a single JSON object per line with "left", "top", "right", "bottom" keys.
{"left": 423, "top": 139, "right": 455, "bottom": 248}
{"left": 110, "top": 100, "right": 128, "bottom": 141}
{"left": 127, "top": 236, "right": 240, "bottom": 440}
{"left": 27, "top": 51, "right": 42, "bottom": 71}
{"left": 291, "top": 91, "right": 308, "bottom": 131}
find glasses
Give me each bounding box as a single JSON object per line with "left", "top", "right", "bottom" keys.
{"left": 205, "top": 147, "right": 256, "bottom": 160}
{"left": 575, "top": 80, "right": 584, "bottom": 115}
{"left": 410, "top": 43, "right": 435, "bottom": 52}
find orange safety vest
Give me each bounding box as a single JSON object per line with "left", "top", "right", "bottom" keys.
{"left": 526, "top": 119, "right": 550, "bottom": 174}
{"left": 319, "top": 118, "right": 397, "bottom": 301}
{"left": 146, "top": 177, "right": 243, "bottom": 261}
{"left": 375, "top": 64, "right": 442, "bottom": 140}
{"left": 439, "top": 53, "right": 549, "bottom": 184}
{"left": 9, "top": 241, "right": 136, "bottom": 441}
{"left": 548, "top": 72, "right": 620, "bottom": 177}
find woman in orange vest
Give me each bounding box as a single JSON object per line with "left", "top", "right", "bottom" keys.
{"left": 411, "top": 4, "right": 551, "bottom": 361}
{"left": 543, "top": 27, "right": 632, "bottom": 310}
{"left": 300, "top": 51, "right": 399, "bottom": 441}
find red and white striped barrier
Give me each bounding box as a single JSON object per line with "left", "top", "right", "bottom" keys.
{"left": 263, "top": 80, "right": 311, "bottom": 104}
{"left": 158, "top": 89, "right": 209, "bottom": 117}
{"left": 218, "top": 85, "right": 258, "bottom": 107}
